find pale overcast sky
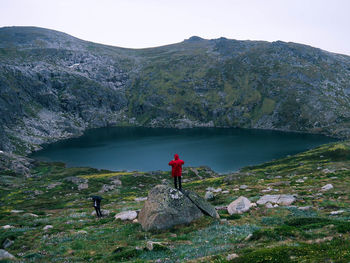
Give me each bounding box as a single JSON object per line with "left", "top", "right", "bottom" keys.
{"left": 1, "top": 0, "right": 349, "bottom": 55}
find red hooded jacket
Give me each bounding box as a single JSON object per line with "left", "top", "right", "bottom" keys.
{"left": 168, "top": 154, "right": 184, "bottom": 177}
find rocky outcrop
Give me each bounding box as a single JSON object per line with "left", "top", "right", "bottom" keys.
{"left": 138, "top": 185, "right": 218, "bottom": 231}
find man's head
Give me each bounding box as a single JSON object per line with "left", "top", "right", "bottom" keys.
{"left": 174, "top": 154, "right": 179, "bottom": 160}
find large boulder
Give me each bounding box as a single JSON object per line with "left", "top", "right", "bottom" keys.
{"left": 138, "top": 185, "right": 217, "bottom": 231}
{"left": 227, "top": 196, "right": 251, "bottom": 214}
{"left": 257, "top": 194, "right": 296, "bottom": 206}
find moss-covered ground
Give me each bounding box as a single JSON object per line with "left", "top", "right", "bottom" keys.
{"left": 1, "top": 141, "right": 350, "bottom": 262}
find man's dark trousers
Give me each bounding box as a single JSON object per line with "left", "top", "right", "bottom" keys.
{"left": 174, "top": 176, "right": 182, "bottom": 191}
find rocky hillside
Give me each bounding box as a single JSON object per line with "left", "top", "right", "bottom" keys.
{"left": 1, "top": 26, "right": 350, "bottom": 153}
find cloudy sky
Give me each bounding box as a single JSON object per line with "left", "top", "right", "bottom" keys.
{"left": 1, "top": 0, "right": 349, "bottom": 55}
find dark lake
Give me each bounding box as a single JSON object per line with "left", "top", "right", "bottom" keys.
{"left": 30, "top": 127, "right": 337, "bottom": 173}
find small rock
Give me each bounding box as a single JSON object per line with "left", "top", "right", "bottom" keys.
{"left": 233, "top": 188, "right": 239, "bottom": 191}
{"left": 146, "top": 241, "right": 167, "bottom": 251}
{"left": 1, "top": 225, "right": 14, "bottom": 229}
{"left": 261, "top": 187, "right": 273, "bottom": 193}
{"left": 227, "top": 196, "right": 251, "bottom": 215}
{"left": 303, "top": 177, "right": 308, "bottom": 180}
{"left": 298, "top": 206, "right": 312, "bottom": 211}
{"left": 213, "top": 188, "right": 222, "bottom": 193}
{"left": 43, "top": 225, "right": 53, "bottom": 231}
{"left": 265, "top": 203, "right": 274, "bottom": 208}
{"left": 10, "top": 210, "right": 24, "bottom": 213}
{"left": 204, "top": 191, "right": 214, "bottom": 200}
{"left": 226, "top": 253, "right": 239, "bottom": 260}
{"left": 78, "top": 183, "right": 89, "bottom": 190}
{"left": 132, "top": 219, "right": 138, "bottom": 223}
{"left": 134, "top": 197, "right": 148, "bottom": 202}
{"left": 330, "top": 210, "right": 344, "bottom": 215}
{"left": 296, "top": 179, "right": 304, "bottom": 183}
{"left": 206, "top": 187, "right": 215, "bottom": 191}
{"left": 47, "top": 182, "right": 63, "bottom": 189}
{"left": 321, "top": 184, "right": 333, "bottom": 191}
{"left": 111, "top": 179, "right": 122, "bottom": 185}
{"left": 322, "top": 168, "right": 334, "bottom": 174}
{"left": 2, "top": 238, "right": 14, "bottom": 249}
{"left": 330, "top": 177, "right": 338, "bottom": 179}
{"left": 115, "top": 211, "right": 137, "bottom": 221}
{"left": 34, "top": 190, "right": 43, "bottom": 195}
{"left": 76, "top": 230, "right": 87, "bottom": 234}
{"left": 222, "top": 190, "right": 229, "bottom": 194}
{"left": 0, "top": 249, "right": 15, "bottom": 260}
{"left": 99, "top": 184, "right": 116, "bottom": 193}
{"left": 240, "top": 185, "right": 248, "bottom": 189}
{"left": 244, "top": 234, "right": 253, "bottom": 241}
{"left": 24, "top": 213, "right": 38, "bottom": 217}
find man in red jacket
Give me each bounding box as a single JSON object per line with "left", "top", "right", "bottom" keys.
{"left": 168, "top": 153, "right": 184, "bottom": 191}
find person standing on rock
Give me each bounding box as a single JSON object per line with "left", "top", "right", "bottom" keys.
{"left": 168, "top": 154, "right": 184, "bottom": 191}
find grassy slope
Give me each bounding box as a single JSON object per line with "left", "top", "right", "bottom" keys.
{"left": 1, "top": 141, "right": 350, "bottom": 262}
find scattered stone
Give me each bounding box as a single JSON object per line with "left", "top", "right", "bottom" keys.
{"left": 222, "top": 190, "right": 229, "bottom": 194}
{"left": 206, "top": 187, "right": 215, "bottom": 191}
{"left": 265, "top": 203, "right": 274, "bottom": 208}
{"left": 322, "top": 168, "right": 334, "bottom": 174}
{"left": 2, "top": 238, "right": 14, "bottom": 249}
{"left": 146, "top": 241, "right": 168, "bottom": 251}
{"left": 303, "top": 177, "right": 308, "bottom": 180}
{"left": 78, "top": 183, "right": 88, "bottom": 190}
{"left": 233, "top": 188, "right": 239, "bottom": 191}
{"left": 76, "top": 230, "right": 87, "bottom": 234}
{"left": 34, "top": 190, "right": 43, "bottom": 195}
{"left": 91, "top": 209, "right": 110, "bottom": 217}
{"left": 115, "top": 211, "right": 137, "bottom": 221}
{"left": 24, "top": 213, "right": 38, "bottom": 217}
{"left": 10, "top": 210, "right": 24, "bottom": 213}
{"left": 47, "top": 182, "right": 63, "bottom": 189}
{"left": 182, "top": 179, "right": 190, "bottom": 183}
{"left": 330, "top": 177, "right": 338, "bottom": 179}
{"left": 275, "top": 176, "right": 282, "bottom": 179}
{"left": 298, "top": 206, "right": 312, "bottom": 211}
{"left": 250, "top": 203, "right": 257, "bottom": 207}
{"left": 261, "top": 187, "right": 273, "bottom": 193}
{"left": 134, "top": 197, "right": 147, "bottom": 202}
{"left": 43, "top": 225, "right": 53, "bottom": 231}
{"left": 240, "top": 185, "right": 248, "bottom": 189}
{"left": 64, "top": 177, "right": 87, "bottom": 185}
{"left": 204, "top": 191, "right": 214, "bottom": 200}
{"left": 321, "top": 184, "right": 334, "bottom": 191}
{"left": 330, "top": 210, "right": 344, "bottom": 215}
{"left": 0, "top": 249, "right": 15, "bottom": 260}
{"left": 1, "top": 225, "right": 14, "bottom": 229}
{"left": 100, "top": 184, "right": 116, "bottom": 193}
{"left": 111, "top": 179, "right": 122, "bottom": 185}
{"left": 227, "top": 196, "right": 251, "bottom": 215}
{"left": 296, "top": 179, "right": 304, "bottom": 183}
{"left": 213, "top": 188, "right": 222, "bottom": 193}
{"left": 244, "top": 234, "right": 253, "bottom": 241}
{"left": 226, "top": 253, "right": 239, "bottom": 260}
{"left": 257, "top": 194, "right": 296, "bottom": 206}
{"left": 132, "top": 219, "right": 138, "bottom": 223}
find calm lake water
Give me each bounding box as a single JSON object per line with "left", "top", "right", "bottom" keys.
{"left": 30, "top": 127, "right": 337, "bottom": 173}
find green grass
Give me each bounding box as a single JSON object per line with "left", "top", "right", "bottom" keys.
{"left": 2, "top": 140, "right": 350, "bottom": 262}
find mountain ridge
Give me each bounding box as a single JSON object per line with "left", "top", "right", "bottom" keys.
{"left": 1, "top": 26, "right": 350, "bottom": 154}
